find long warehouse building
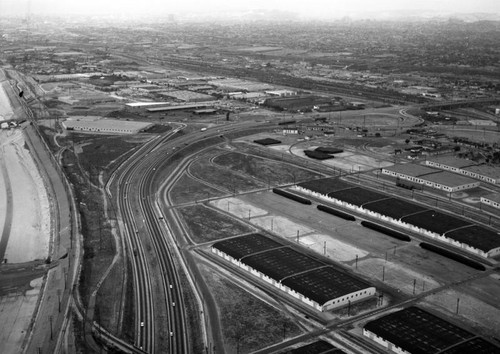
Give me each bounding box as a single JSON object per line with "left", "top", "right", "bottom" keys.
{"left": 363, "top": 306, "right": 500, "bottom": 354}
{"left": 295, "top": 178, "right": 500, "bottom": 258}
{"left": 212, "top": 233, "right": 375, "bottom": 312}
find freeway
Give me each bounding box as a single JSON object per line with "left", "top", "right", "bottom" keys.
{"left": 109, "top": 120, "right": 274, "bottom": 353}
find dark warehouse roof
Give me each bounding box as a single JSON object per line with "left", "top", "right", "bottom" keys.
{"left": 328, "top": 187, "right": 390, "bottom": 207}
{"left": 282, "top": 266, "right": 372, "bottom": 305}
{"left": 401, "top": 210, "right": 471, "bottom": 235}
{"left": 444, "top": 225, "right": 500, "bottom": 252}
{"left": 363, "top": 197, "right": 429, "bottom": 220}
{"left": 440, "top": 336, "right": 500, "bottom": 354}
{"left": 213, "top": 233, "right": 374, "bottom": 306}
{"left": 242, "top": 246, "right": 324, "bottom": 281}
{"left": 213, "top": 233, "right": 283, "bottom": 259}
{"left": 285, "top": 340, "right": 347, "bottom": 354}
{"left": 364, "top": 307, "right": 476, "bottom": 354}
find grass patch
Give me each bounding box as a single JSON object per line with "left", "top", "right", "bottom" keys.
{"left": 200, "top": 264, "right": 302, "bottom": 353}
{"left": 170, "top": 174, "right": 226, "bottom": 205}
{"left": 189, "top": 158, "right": 265, "bottom": 193}
{"left": 95, "top": 257, "right": 126, "bottom": 335}
{"left": 213, "top": 151, "right": 323, "bottom": 186}
{"left": 231, "top": 141, "right": 329, "bottom": 177}
{"left": 178, "top": 205, "right": 254, "bottom": 243}
{"left": 38, "top": 126, "right": 143, "bottom": 346}
{"left": 142, "top": 124, "right": 172, "bottom": 134}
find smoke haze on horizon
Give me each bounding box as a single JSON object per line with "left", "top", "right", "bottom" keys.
{"left": 1, "top": 0, "right": 499, "bottom": 19}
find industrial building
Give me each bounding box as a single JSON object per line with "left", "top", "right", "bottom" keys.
{"left": 157, "top": 90, "right": 214, "bottom": 102}
{"left": 382, "top": 164, "right": 480, "bottom": 192}
{"left": 146, "top": 103, "right": 213, "bottom": 113}
{"left": 481, "top": 193, "right": 500, "bottom": 210}
{"left": 265, "top": 90, "right": 297, "bottom": 97}
{"left": 212, "top": 233, "right": 376, "bottom": 312}
{"left": 424, "top": 157, "right": 500, "bottom": 184}
{"left": 125, "top": 102, "right": 170, "bottom": 108}
{"left": 461, "top": 164, "right": 500, "bottom": 184}
{"left": 363, "top": 306, "right": 500, "bottom": 354}
{"left": 62, "top": 117, "right": 152, "bottom": 134}
{"left": 208, "top": 78, "right": 273, "bottom": 92}
{"left": 295, "top": 178, "right": 500, "bottom": 257}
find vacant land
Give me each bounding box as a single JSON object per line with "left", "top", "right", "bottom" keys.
{"left": 423, "top": 287, "right": 500, "bottom": 339}
{"left": 198, "top": 263, "right": 302, "bottom": 353}
{"left": 178, "top": 204, "right": 254, "bottom": 243}
{"left": 189, "top": 157, "right": 266, "bottom": 193}
{"left": 170, "top": 174, "right": 226, "bottom": 205}
{"left": 213, "top": 150, "right": 322, "bottom": 186}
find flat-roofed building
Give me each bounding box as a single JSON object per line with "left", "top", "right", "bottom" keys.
{"left": 62, "top": 116, "right": 152, "bottom": 134}
{"left": 462, "top": 164, "right": 500, "bottom": 184}
{"left": 265, "top": 90, "right": 297, "bottom": 97}
{"left": 295, "top": 179, "right": 500, "bottom": 257}
{"left": 158, "top": 90, "right": 214, "bottom": 102}
{"left": 424, "top": 156, "right": 477, "bottom": 172}
{"left": 212, "top": 233, "right": 375, "bottom": 312}
{"left": 363, "top": 306, "right": 500, "bottom": 354}
{"left": 424, "top": 157, "right": 500, "bottom": 184}
{"left": 382, "top": 163, "right": 437, "bottom": 185}
{"left": 420, "top": 171, "right": 479, "bottom": 192}
{"left": 481, "top": 193, "right": 500, "bottom": 209}
{"left": 382, "top": 164, "right": 480, "bottom": 192}
{"left": 146, "top": 103, "right": 213, "bottom": 112}
{"left": 125, "top": 102, "right": 170, "bottom": 108}
{"left": 208, "top": 78, "right": 273, "bottom": 92}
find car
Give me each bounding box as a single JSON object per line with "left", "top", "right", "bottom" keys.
{"left": 140, "top": 322, "right": 144, "bottom": 327}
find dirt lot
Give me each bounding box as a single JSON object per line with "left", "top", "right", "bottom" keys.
{"left": 436, "top": 126, "right": 500, "bottom": 144}
{"left": 178, "top": 204, "right": 255, "bottom": 243}
{"left": 423, "top": 286, "right": 500, "bottom": 338}
{"left": 170, "top": 174, "right": 226, "bottom": 205}
{"left": 198, "top": 262, "right": 302, "bottom": 353}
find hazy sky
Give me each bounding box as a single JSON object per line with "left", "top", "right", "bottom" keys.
{"left": 2, "top": 0, "right": 500, "bottom": 18}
